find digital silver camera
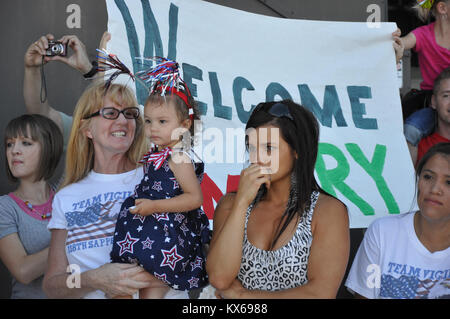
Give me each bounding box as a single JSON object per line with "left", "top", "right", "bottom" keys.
{"left": 45, "top": 41, "right": 67, "bottom": 57}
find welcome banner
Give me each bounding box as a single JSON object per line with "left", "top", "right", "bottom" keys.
{"left": 105, "top": 0, "right": 416, "bottom": 228}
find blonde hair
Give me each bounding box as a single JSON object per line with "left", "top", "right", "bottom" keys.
{"left": 61, "top": 81, "right": 147, "bottom": 188}
{"left": 414, "top": 0, "right": 448, "bottom": 22}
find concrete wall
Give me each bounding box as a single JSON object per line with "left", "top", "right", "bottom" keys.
{"left": 0, "top": 0, "right": 384, "bottom": 298}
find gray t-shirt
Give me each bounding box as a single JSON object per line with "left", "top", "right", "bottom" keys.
{"left": 0, "top": 195, "right": 51, "bottom": 299}
{"left": 59, "top": 111, "right": 72, "bottom": 152}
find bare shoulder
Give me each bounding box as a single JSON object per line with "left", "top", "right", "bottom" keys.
{"left": 312, "top": 192, "right": 348, "bottom": 232}
{"left": 168, "top": 152, "right": 196, "bottom": 181}
{"left": 169, "top": 151, "right": 193, "bottom": 168}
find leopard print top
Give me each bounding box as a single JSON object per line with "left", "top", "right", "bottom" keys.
{"left": 238, "top": 191, "right": 319, "bottom": 291}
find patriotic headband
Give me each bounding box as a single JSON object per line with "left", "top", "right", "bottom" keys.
{"left": 417, "top": 0, "right": 434, "bottom": 9}
{"left": 95, "top": 52, "right": 194, "bottom": 120}
{"left": 135, "top": 56, "right": 194, "bottom": 120}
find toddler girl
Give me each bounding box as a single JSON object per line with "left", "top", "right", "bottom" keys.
{"left": 110, "top": 57, "right": 210, "bottom": 298}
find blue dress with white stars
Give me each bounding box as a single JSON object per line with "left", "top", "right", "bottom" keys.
{"left": 110, "top": 148, "right": 211, "bottom": 291}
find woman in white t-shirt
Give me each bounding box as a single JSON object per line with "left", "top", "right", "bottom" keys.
{"left": 345, "top": 142, "right": 450, "bottom": 299}
{"left": 42, "top": 81, "right": 162, "bottom": 299}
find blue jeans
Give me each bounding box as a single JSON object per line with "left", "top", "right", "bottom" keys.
{"left": 403, "top": 108, "right": 436, "bottom": 146}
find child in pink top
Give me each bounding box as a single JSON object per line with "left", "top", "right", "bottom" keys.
{"left": 394, "top": 1, "right": 450, "bottom": 147}
{"left": 412, "top": 21, "right": 450, "bottom": 91}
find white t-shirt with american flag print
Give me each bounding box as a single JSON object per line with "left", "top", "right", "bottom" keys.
{"left": 345, "top": 212, "right": 450, "bottom": 299}
{"left": 48, "top": 168, "right": 143, "bottom": 299}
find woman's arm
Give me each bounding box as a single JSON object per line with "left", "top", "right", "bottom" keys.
{"left": 0, "top": 233, "right": 48, "bottom": 285}
{"left": 205, "top": 194, "right": 246, "bottom": 290}
{"left": 207, "top": 164, "right": 271, "bottom": 290}
{"left": 130, "top": 153, "right": 203, "bottom": 215}
{"left": 43, "top": 229, "right": 153, "bottom": 298}
{"left": 23, "top": 34, "right": 92, "bottom": 132}
{"left": 216, "top": 194, "right": 350, "bottom": 299}
{"left": 401, "top": 32, "right": 417, "bottom": 51}
{"left": 392, "top": 29, "right": 416, "bottom": 63}
{"left": 43, "top": 229, "right": 96, "bottom": 298}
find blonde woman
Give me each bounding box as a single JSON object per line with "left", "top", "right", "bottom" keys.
{"left": 43, "top": 82, "right": 187, "bottom": 298}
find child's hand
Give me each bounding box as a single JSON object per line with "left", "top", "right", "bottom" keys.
{"left": 129, "top": 199, "right": 157, "bottom": 216}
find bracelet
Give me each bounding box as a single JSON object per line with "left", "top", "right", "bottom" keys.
{"left": 83, "top": 60, "right": 99, "bottom": 78}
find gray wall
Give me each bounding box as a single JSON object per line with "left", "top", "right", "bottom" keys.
{"left": 0, "top": 0, "right": 385, "bottom": 298}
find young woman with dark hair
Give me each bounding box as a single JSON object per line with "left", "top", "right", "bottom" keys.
{"left": 346, "top": 142, "right": 450, "bottom": 299}
{"left": 206, "top": 100, "right": 350, "bottom": 298}
{"left": 0, "top": 114, "right": 63, "bottom": 298}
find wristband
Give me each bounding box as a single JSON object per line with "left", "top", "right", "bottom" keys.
{"left": 83, "top": 60, "right": 99, "bottom": 78}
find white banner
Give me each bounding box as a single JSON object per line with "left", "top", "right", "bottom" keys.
{"left": 106, "top": 0, "right": 417, "bottom": 228}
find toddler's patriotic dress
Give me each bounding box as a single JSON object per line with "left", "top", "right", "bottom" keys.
{"left": 110, "top": 146, "right": 211, "bottom": 291}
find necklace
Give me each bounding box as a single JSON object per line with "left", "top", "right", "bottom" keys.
{"left": 24, "top": 200, "right": 52, "bottom": 220}
{"left": 9, "top": 187, "right": 54, "bottom": 221}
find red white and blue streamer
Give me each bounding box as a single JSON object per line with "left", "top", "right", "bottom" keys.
{"left": 96, "top": 48, "right": 135, "bottom": 91}
{"left": 139, "top": 147, "right": 173, "bottom": 170}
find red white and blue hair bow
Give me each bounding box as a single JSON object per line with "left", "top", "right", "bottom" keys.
{"left": 94, "top": 51, "right": 194, "bottom": 119}
{"left": 135, "top": 56, "right": 194, "bottom": 120}
{"left": 139, "top": 147, "right": 173, "bottom": 170}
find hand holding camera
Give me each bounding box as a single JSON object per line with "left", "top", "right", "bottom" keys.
{"left": 45, "top": 41, "right": 67, "bottom": 57}
{"left": 24, "top": 34, "right": 91, "bottom": 74}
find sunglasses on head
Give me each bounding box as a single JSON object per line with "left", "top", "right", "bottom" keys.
{"left": 83, "top": 107, "right": 140, "bottom": 120}
{"left": 267, "top": 102, "right": 294, "bottom": 121}
{"left": 253, "top": 102, "right": 294, "bottom": 122}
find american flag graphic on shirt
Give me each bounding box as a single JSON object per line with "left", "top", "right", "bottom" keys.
{"left": 65, "top": 200, "right": 119, "bottom": 246}
{"left": 380, "top": 275, "right": 450, "bottom": 299}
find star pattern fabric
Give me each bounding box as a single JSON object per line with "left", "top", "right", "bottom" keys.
{"left": 110, "top": 149, "right": 211, "bottom": 291}
{"left": 188, "top": 276, "right": 200, "bottom": 289}
{"left": 142, "top": 237, "right": 155, "bottom": 250}
{"left": 190, "top": 256, "right": 204, "bottom": 271}
{"left": 116, "top": 232, "right": 139, "bottom": 256}
{"left": 154, "top": 213, "right": 169, "bottom": 221}
{"left": 133, "top": 214, "right": 146, "bottom": 223}
{"left": 160, "top": 245, "right": 184, "bottom": 271}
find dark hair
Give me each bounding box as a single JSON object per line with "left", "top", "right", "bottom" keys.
{"left": 416, "top": 142, "right": 450, "bottom": 179}
{"left": 433, "top": 67, "right": 450, "bottom": 95}
{"left": 145, "top": 90, "right": 200, "bottom": 138}
{"left": 245, "top": 99, "right": 326, "bottom": 248}
{"left": 412, "top": 142, "right": 450, "bottom": 210}
{"left": 4, "top": 114, "right": 63, "bottom": 183}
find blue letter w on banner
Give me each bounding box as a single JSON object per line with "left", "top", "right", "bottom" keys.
{"left": 114, "top": 0, "right": 179, "bottom": 105}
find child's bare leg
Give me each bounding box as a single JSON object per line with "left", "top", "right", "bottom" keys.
{"left": 139, "top": 275, "right": 170, "bottom": 299}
